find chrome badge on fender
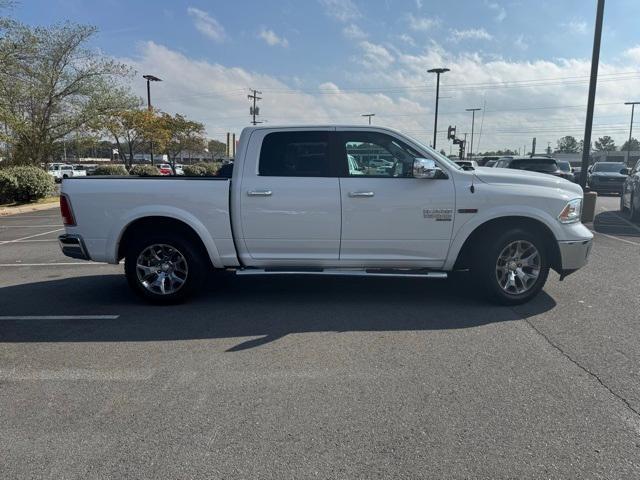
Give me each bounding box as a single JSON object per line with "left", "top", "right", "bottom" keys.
{"left": 423, "top": 208, "right": 453, "bottom": 221}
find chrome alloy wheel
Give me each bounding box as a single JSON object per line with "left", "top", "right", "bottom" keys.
{"left": 136, "top": 244, "right": 188, "bottom": 295}
{"left": 495, "top": 240, "right": 541, "bottom": 295}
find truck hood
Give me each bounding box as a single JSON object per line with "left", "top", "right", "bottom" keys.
{"left": 473, "top": 167, "right": 583, "bottom": 196}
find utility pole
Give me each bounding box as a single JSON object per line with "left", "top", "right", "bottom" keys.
{"left": 427, "top": 68, "right": 450, "bottom": 149}
{"left": 579, "top": 0, "right": 605, "bottom": 189}
{"left": 361, "top": 113, "right": 375, "bottom": 125}
{"left": 624, "top": 101, "right": 639, "bottom": 166}
{"left": 143, "top": 74, "right": 162, "bottom": 165}
{"left": 248, "top": 89, "right": 263, "bottom": 125}
{"left": 465, "top": 108, "right": 481, "bottom": 159}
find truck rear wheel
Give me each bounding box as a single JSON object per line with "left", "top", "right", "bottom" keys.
{"left": 472, "top": 228, "right": 550, "bottom": 305}
{"left": 124, "top": 232, "right": 206, "bottom": 304}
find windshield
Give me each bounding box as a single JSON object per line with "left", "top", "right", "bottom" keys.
{"left": 557, "top": 161, "right": 571, "bottom": 172}
{"left": 510, "top": 158, "right": 558, "bottom": 172}
{"left": 593, "top": 163, "right": 624, "bottom": 172}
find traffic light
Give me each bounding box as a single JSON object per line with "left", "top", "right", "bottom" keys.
{"left": 447, "top": 125, "right": 456, "bottom": 140}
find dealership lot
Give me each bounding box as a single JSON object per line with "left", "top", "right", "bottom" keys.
{"left": 1, "top": 197, "right": 639, "bottom": 478}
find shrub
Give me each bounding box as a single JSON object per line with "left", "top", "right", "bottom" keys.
{"left": 0, "top": 170, "right": 19, "bottom": 203}
{"left": 4, "top": 166, "right": 55, "bottom": 202}
{"left": 129, "top": 164, "right": 159, "bottom": 176}
{"left": 93, "top": 164, "right": 128, "bottom": 175}
{"left": 183, "top": 162, "right": 220, "bottom": 177}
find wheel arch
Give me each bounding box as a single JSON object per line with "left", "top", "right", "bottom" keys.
{"left": 116, "top": 215, "right": 219, "bottom": 268}
{"left": 452, "top": 216, "right": 562, "bottom": 273}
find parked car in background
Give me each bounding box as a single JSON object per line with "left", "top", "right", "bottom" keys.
{"left": 158, "top": 164, "right": 173, "bottom": 176}
{"left": 175, "top": 164, "right": 185, "bottom": 176}
{"left": 484, "top": 159, "right": 498, "bottom": 167}
{"left": 47, "top": 163, "right": 86, "bottom": 182}
{"left": 478, "top": 156, "right": 500, "bottom": 166}
{"left": 455, "top": 160, "right": 478, "bottom": 170}
{"left": 621, "top": 159, "right": 640, "bottom": 220}
{"left": 572, "top": 166, "right": 582, "bottom": 183}
{"left": 556, "top": 160, "right": 575, "bottom": 182}
{"left": 493, "top": 156, "right": 567, "bottom": 179}
{"left": 587, "top": 162, "right": 627, "bottom": 194}
{"left": 59, "top": 125, "right": 592, "bottom": 306}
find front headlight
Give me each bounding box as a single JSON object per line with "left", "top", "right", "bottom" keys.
{"left": 558, "top": 198, "right": 582, "bottom": 224}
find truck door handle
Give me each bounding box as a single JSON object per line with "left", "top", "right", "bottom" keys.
{"left": 247, "top": 190, "right": 272, "bottom": 196}
{"left": 348, "top": 191, "right": 375, "bottom": 197}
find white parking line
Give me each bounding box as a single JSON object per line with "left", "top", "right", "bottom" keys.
{"left": 590, "top": 229, "right": 640, "bottom": 246}
{"left": 0, "top": 262, "right": 109, "bottom": 266}
{"left": 0, "top": 228, "right": 64, "bottom": 245}
{"left": 1, "top": 239, "right": 58, "bottom": 243}
{"left": 0, "top": 315, "right": 119, "bottom": 320}
{"left": 0, "top": 225, "right": 62, "bottom": 228}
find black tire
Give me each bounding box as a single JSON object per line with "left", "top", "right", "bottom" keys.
{"left": 124, "top": 231, "right": 207, "bottom": 304}
{"left": 620, "top": 193, "right": 628, "bottom": 213}
{"left": 630, "top": 194, "right": 640, "bottom": 222}
{"left": 471, "top": 227, "right": 550, "bottom": 305}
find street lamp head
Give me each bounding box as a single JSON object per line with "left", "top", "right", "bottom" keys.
{"left": 428, "top": 68, "right": 450, "bottom": 74}
{"left": 143, "top": 74, "right": 162, "bottom": 82}
{"left": 624, "top": 101, "right": 640, "bottom": 105}
{"left": 361, "top": 113, "right": 375, "bottom": 117}
{"left": 466, "top": 108, "right": 482, "bottom": 112}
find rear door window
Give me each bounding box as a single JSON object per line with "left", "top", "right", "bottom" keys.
{"left": 259, "top": 131, "right": 331, "bottom": 177}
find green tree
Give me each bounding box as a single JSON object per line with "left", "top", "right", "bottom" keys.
{"left": 0, "top": 21, "right": 132, "bottom": 164}
{"left": 594, "top": 135, "right": 616, "bottom": 152}
{"left": 207, "top": 139, "right": 227, "bottom": 157}
{"left": 556, "top": 136, "right": 580, "bottom": 153}
{"left": 161, "top": 113, "right": 206, "bottom": 170}
{"left": 621, "top": 137, "right": 640, "bottom": 151}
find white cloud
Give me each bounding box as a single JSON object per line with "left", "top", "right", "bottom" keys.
{"left": 343, "top": 23, "right": 367, "bottom": 40}
{"left": 449, "top": 28, "right": 493, "bottom": 42}
{"left": 318, "top": 0, "right": 360, "bottom": 22}
{"left": 121, "top": 41, "right": 640, "bottom": 153}
{"left": 407, "top": 13, "right": 441, "bottom": 31}
{"left": 514, "top": 34, "right": 528, "bottom": 51}
{"left": 258, "top": 28, "right": 289, "bottom": 48}
{"left": 187, "top": 7, "right": 226, "bottom": 42}
{"left": 562, "top": 20, "right": 588, "bottom": 35}
{"left": 624, "top": 45, "right": 640, "bottom": 63}
{"left": 415, "top": 0, "right": 423, "bottom": 9}
{"left": 358, "top": 41, "right": 394, "bottom": 69}
{"left": 484, "top": 1, "right": 507, "bottom": 22}
{"left": 397, "top": 34, "right": 416, "bottom": 47}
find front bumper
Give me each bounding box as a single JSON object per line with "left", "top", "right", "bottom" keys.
{"left": 58, "top": 234, "right": 91, "bottom": 260}
{"left": 557, "top": 237, "right": 592, "bottom": 274}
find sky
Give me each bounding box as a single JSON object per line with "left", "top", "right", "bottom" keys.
{"left": 12, "top": 0, "right": 640, "bottom": 152}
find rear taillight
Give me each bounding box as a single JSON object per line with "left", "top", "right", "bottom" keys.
{"left": 60, "top": 194, "right": 76, "bottom": 226}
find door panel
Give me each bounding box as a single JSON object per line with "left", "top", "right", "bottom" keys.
{"left": 335, "top": 129, "right": 455, "bottom": 266}
{"left": 238, "top": 129, "right": 341, "bottom": 261}
{"left": 339, "top": 177, "right": 454, "bottom": 264}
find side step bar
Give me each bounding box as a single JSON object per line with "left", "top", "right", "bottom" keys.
{"left": 235, "top": 268, "right": 447, "bottom": 279}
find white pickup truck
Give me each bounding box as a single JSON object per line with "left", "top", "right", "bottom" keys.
{"left": 58, "top": 126, "right": 592, "bottom": 305}
{"left": 48, "top": 163, "right": 87, "bottom": 182}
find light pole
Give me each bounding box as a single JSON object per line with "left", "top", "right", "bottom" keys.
{"left": 465, "top": 108, "right": 481, "bottom": 159}
{"left": 427, "top": 68, "right": 449, "bottom": 149}
{"left": 143, "top": 74, "right": 162, "bottom": 165}
{"left": 624, "top": 101, "right": 639, "bottom": 166}
{"left": 579, "top": 0, "right": 604, "bottom": 189}
{"left": 361, "top": 113, "right": 375, "bottom": 125}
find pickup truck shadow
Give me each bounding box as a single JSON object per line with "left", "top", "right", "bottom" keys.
{"left": 0, "top": 273, "right": 556, "bottom": 350}
{"left": 593, "top": 210, "right": 640, "bottom": 237}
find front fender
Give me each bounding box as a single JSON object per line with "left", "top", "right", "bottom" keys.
{"left": 443, "top": 206, "right": 562, "bottom": 271}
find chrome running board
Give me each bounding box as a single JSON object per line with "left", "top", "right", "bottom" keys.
{"left": 235, "top": 268, "right": 447, "bottom": 279}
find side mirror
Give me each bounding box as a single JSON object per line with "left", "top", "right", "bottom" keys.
{"left": 620, "top": 167, "right": 631, "bottom": 175}
{"left": 413, "top": 158, "right": 437, "bottom": 179}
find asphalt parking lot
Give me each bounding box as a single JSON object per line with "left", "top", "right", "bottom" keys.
{"left": 1, "top": 196, "right": 639, "bottom": 479}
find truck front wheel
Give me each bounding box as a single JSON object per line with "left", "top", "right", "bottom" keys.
{"left": 124, "top": 232, "right": 206, "bottom": 304}
{"left": 472, "top": 228, "right": 550, "bottom": 305}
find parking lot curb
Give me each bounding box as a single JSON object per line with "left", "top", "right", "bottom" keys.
{"left": 0, "top": 201, "right": 58, "bottom": 217}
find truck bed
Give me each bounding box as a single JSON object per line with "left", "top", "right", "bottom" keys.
{"left": 61, "top": 177, "right": 238, "bottom": 266}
